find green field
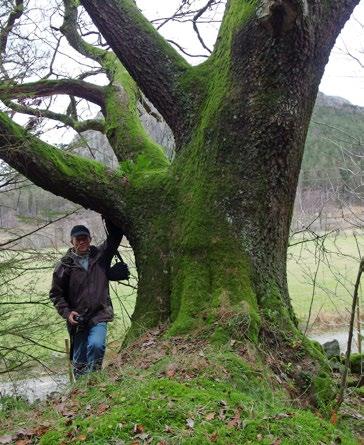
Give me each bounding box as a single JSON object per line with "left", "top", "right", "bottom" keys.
{"left": 288, "top": 231, "right": 363, "bottom": 329}
{"left": 0, "top": 232, "right": 362, "bottom": 376}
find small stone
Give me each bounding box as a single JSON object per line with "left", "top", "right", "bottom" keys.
{"left": 323, "top": 340, "right": 340, "bottom": 359}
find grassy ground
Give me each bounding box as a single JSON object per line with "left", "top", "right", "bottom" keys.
{"left": 0, "top": 234, "right": 363, "bottom": 444}
{"left": 0, "top": 333, "right": 362, "bottom": 444}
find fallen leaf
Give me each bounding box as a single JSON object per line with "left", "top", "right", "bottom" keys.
{"left": 134, "top": 433, "right": 151, "bottom": 441}
{"left": 186, "top": 418, "right": 195, "bottom": 429}
{"left": 257, "top": 434, "right": 263, "bottom": 441}
{"left": 166, "top": 363, "right": 177, "bottom": 378}
{"left": 271, "top": 439, "right": 282, "bottom": 445}
{"left": 33, "top": 425, "right": 50, "bottom": 436}
{"left": 274, "top": 412, "right": 292, "bottom": 420}
{"left": 55, "top": 402, "right": 76, "bottom": 418}
{"left": 75, "top": 435, "right": 87, "bottom": 442}
{"left": 209, "top": 432, "right": 218, "bottom": 442}
{"left": 164, "top": 425, "right": 173, "bottom": 433}
{"left": 263, "top": 412, "right": 293, "bottom": 421}
{"left": 330, "top": 411, "right": 338, "bottom": 425}
{"left": 156, "top": 442, "right": 167, "bottom": 445}
{"left": 97, "top": 403, "right": 110, "bottom": 415}
{"left": 205, "top": 412, "right": 216, "bottom": 421}
{"left": 141, "top": 339, "right": 155, "bottom": 348}
{"left": 133, "top": 424, "right": 145, "bottom": 434}
{"left": 0, "top": 436, "right": 13, "bottom": 445}
{"left": 227, "top": 409, "right": 241, "bottom": 429}
{"left": 14, "top": 429, "right": 32, "bottom": 438}
{"left": 15, "top": 440, "right": 31, "bottom": 445}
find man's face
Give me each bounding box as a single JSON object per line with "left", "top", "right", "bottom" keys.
{"left": 71, "top": 235, "right": 91, "bottom": 254}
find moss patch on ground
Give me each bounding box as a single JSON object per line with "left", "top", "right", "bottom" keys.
{"left": 1, "top": 332, "right": 360, "bottom": 445}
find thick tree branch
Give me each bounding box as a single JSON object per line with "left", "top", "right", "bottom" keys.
{"left": 0, "top": 112, "right": 129, "bottom": 222}
{"left": 314, "top": 0, "right": 360, "bottom": 69}
{"left": 0, "top": 78, "right": 106, "bottom": 108}
{"left": 80, "top": 0, "right": 191, "bottom": 140}
{"left": 60, "top": 0, "right": 106, "bottom": 64}
{"left": 103, "top": 54, "right": 169, "bottom": 167}
{"left": 322, "top": 0, "right": 360, "bottom": 27}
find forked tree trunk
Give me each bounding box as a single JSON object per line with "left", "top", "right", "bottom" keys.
{"left": 0, "top": 0, "right": 360, "bottom": 407}
{"left": 122, "top": 0, "right": 352, "bottom": 342}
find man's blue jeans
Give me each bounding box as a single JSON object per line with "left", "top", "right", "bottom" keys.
{"left": 72, "top": 322, "right": 107, "bottom": 379}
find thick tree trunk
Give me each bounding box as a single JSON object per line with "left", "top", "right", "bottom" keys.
{"left": 1, "top": 0, "right": 360, "bottom": 408}
{"left": 124, "top": 2, "right": 325, "bottom": 340}
{"left": 126, "top": 136, "right": 296, "bottom": 343}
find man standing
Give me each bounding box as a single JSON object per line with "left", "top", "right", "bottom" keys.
{"left": 49, "top": 219, "right": 126, "bottom": 378}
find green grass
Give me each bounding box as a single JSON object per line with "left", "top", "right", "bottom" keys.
{"left": 4, "top": 347, "right": 355, "bottom": 445}
{"left": 1, "top": 238, "right": 362, "bottom": 443}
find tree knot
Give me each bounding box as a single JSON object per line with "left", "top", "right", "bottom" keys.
{"left": 256, "top": 0, "right": 309, "bottom": 37}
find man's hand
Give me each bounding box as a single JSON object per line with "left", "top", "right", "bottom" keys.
{"left": 103, "top": 217, "right": 124, "bottom": 237}
{"left": 68, "top": 311, "right": 80, "bottom": 326}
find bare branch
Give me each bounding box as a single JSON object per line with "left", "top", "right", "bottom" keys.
{"left": 0, "top": 0, "right": 24, "bottom": 55}
{"left": 192, "top": 0, "right": 214, "bottom": 54}
{"left": 166, "top": 39, "right": 209, "bottom": 58}
{"left": 60, "top": 0, "right": 106, "bottom": 64}
{"left": 0, "top": 207, "right": 81, "bottom": 248}
{"left": 0, "top": 78, "right": 106, "bottom": 108}
{"left": 0, "top": 111, "right": 130, "bottom": 222}
{"left": 0, "top": 0, "right": 24, "bottom": 79}
{"left": 2, "top": 98, "right": 105, "bottom": 133}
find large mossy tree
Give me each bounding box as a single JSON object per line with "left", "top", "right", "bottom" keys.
{"left": 0, "top": 1, "right": 359, "bottom": 357}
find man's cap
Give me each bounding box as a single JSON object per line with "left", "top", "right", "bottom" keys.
{"left": 70, "top": 225, "right": 91, "bottom": 238}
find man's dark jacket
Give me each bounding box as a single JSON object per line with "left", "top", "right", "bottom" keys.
{"left": 49, "top": 228, "right": 123, "bottom": 327}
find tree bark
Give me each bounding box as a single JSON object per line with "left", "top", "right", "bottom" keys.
{"left": 0, "top": 0, "right": 360, "bottom": 405}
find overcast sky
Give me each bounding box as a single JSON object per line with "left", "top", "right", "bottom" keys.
{"left": 138, "top": 0, "right": 364, "bottom": 106}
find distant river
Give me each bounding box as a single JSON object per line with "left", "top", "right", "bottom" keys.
{"left": 309, "top": 330, "right": 361, "bottom": 354}
{"left": 0, "top": 374, "right": 68, "bottom": 403}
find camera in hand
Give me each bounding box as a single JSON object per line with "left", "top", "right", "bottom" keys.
{"left": 74, "top": 314, "right": 86, "bottom": 324}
